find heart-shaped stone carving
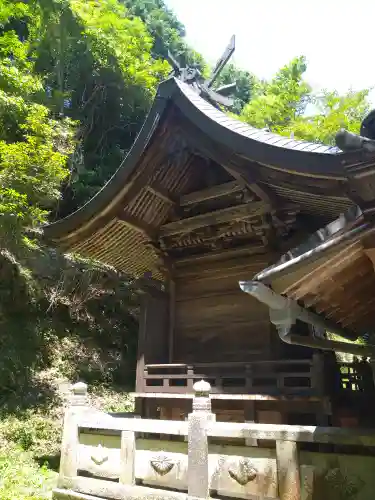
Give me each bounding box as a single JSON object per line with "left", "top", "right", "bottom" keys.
{"left": 228, "top": 459, "right": 257, "bottom": 486}
{"left": 150, "top": 455, "right": 175, "bottom": 476}
{"left": 91, "top": 445, "right": 109, "bottom": 466}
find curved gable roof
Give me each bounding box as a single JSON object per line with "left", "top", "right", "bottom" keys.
{"left": 43, "top": 77, "right": 372, "bottom": 278}
{"left": 173, "top": 79, "right": 343, "bottom": 175}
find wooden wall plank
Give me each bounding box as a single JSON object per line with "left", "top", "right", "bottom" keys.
{"left": 173, "top": 255, "right": 275, "bottom": 363}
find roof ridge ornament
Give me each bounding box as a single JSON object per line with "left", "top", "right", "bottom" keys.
{"left": 335, "top": 109, "right": 375, "bottom": 153}
{"left": 166, "top": 35, "right": 237, "bottom": 109}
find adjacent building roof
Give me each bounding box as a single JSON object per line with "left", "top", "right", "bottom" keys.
{"left": 246, "top": 205, "right": 375, "bottom": 339}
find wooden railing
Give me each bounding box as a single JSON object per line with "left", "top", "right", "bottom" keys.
{"left": 53, "top": 381, "right": 375, "bottom": 500}
{"left": 339, "top": 361, "right": 374, "bottom": 392}
{"left": 139, "top": 355, "right": 325, "bottom": 396}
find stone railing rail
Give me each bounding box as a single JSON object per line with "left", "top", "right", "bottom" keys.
{"left": 53, "top": 380, "right": 375, "bottom": 500}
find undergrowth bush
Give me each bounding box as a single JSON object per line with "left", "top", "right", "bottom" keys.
{"left": 0, "top": 243, "right": 138, "bottom": 498}
{"left": 0, "top": 411, "right": 61, "bottom": 459}
{"left": 0, "top": 443, "right": 56, "bottom": 500}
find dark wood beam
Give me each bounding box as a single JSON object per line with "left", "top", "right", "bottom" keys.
{"left": 224, "top": 165, "right": 280, "bottom": 206}
{"left": 174, "top": 243, "right": 268, "bottom": 266}
{"left": 223, "top": 164, "right": 298, "bottom": 236}
{"left": 180, "top": 181, "right": 241, "bottom": 206}
{"left": 159, "top": 201, "right": 271, "bottom": 237}
{"left": 133, "top": 277, "right": 166, "bottom": 297}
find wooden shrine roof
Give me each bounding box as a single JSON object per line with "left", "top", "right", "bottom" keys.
{"left": 43, "top": 77, "right": 375, "bottom": 280}
{"left": 249, "top": 204, "right": 375, "bottom": 338}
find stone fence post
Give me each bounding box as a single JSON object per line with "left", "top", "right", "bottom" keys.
{"left": 188, "top": 380, "right": 215, "bottom": 500}
{"left": 58, "top": 382, "right": 89, "bottom": 487}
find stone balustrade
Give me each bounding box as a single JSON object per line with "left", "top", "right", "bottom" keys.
{"left": 53, "top": 380, "right": 375, "bottom": 500}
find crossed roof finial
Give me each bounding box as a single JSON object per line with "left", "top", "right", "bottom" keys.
{"left": 166, "top": 35, "right": 237, "bottom": 109}
{"left": 336, "top": 109, "right": 375, "bottom": 153}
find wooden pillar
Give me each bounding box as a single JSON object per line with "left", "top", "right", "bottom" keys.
{"left": 311, "top": 352, "right": 329, "bottom": 426}
{"left": 168, "top": 280, "right": 176, "bottom": 363}
{"left": 135, "top": 293, "right": 148, "bottom": 394}
{"left": 369, "top": 358, "right": 375, "bottom": 389}
{"left": 135, "top": 282, "right": 169, "bottom": 396}
{"left": 311, "top": 353, "right": 325, "bottom": 396}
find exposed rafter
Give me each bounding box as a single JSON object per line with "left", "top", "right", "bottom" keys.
{"left": 146, "top": 184, "right": 176, "bottom": 205}
{"left": 117, "top": 213, "right": 157, "bottom": 240}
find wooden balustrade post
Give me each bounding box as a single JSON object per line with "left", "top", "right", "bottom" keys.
{"left": 311, "top": 353, "right": 325, "bottom": 396}
{"left": 187, "top": 366, "right": 194, "bottom": 392}
{"left": 58, "top": 382, "right": 89, "bottom": 487}
{"left": 311, "top": 353, "right": 330, "bottom": 426}
{"left": 188, "top": 380, "right": 215, "bottom": 499}
{"left": 369, "top": 358, "right": 375, "bottom": 390}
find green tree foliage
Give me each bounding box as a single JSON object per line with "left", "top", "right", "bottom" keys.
{"left": 0, "top": 2, "right": 150, "bottom": 410}
{"left": 121, "top": 1, "right": 257, "bottom": 113}
{"left": 240, "top": 55, "right": 370, "bottom": 145}
{"left": 240, "top": 56, "right": 311, "bottom": 130}
{"left": 28, "top": 0, "right": 170, "bottom": 214}
{"left": 0, "top": 1, "right": 75, "bottom": 245}
{"left": 121, "top": 0, "right": 205, "bottom": 69}
{"left": 280, "top": 89, "right": 370, "bottom": 145}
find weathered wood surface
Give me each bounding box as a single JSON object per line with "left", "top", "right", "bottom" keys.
{"left": 135, "top": 289, "right": 169, "bottom": 393}
{"left": 179, "top": 180, "right": 241, "bottom": 206}
{"left": 173, "top": 255, "right": 275, "bottom": 363}
{"left": 131, "top": 392, "right": 326, "bottom": 401}
{"left": 160, "top": 200, "right": 270, "bottom": 236}
{"left": 142, "top": 358, "right": 315, "bottom": 396}
{"left": 277, "top": 238, "right": 375, "bottom": 335}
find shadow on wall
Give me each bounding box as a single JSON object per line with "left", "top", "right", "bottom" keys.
{"left": 313, "top": 460, "right": 364, "bottom": 500}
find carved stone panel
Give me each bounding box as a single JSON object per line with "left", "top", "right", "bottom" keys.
{"left": 136, "top": 448, "right": 188, "bottom": 491}
{"left": 210, "top": 447, "right": 278, "bottom": 500}
{"left": 150, "top": 455, "right": 175, "bottom": 476}
{"left": 228, "top": 458, "right": 257, "bottom": 486}
{"left": 78, "top": 444, "right": 121, "bottom": 479}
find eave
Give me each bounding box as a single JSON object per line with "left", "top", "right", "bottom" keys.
{"left": 243, "top": 204, "right": 375, "bottom": 341}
